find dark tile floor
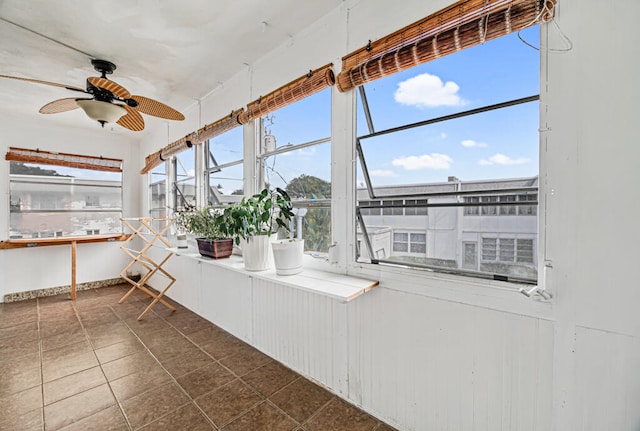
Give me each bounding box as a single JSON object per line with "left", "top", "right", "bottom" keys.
{"left": 0, "top": 284, "right": 396, "bottom": 431}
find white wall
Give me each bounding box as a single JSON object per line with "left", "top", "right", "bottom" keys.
{"left": 0, "top": 114, "right": 140, "bottom": 299}
{"left": 545, "top": 1, "right": 640, "bottom": 429}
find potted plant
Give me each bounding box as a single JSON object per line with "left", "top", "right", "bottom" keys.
{"left": 222, "top": 187, "right": 300, "bottom": 272}
{"left": 175, "top": 206, "right": 233, "bottom": 259}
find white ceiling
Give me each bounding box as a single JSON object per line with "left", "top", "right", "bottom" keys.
{"left": 0, "top": 0, "right": 343, "bottom": 137}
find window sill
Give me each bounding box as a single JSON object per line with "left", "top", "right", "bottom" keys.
{"left": 167, "top": 248, "right": 379, "bottom": 302}
{"left": 346, "top": 260, "right": 553, "bottom": 319}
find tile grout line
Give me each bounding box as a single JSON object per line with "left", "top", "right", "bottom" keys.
{"left": 71, "top": 294, "right": 135, "bottom": 431}
{"left": 114, "top": 303, "right": 222, "bottom": 430}
{"left": 151, "top": 307, "right": 310, "bottom": 430}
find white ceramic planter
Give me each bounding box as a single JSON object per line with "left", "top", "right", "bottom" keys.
{"left": 240, "top": 235, "right": 272, "bottom": 271}
{"left": 271, "top": 239, "right": 304, "bottom": 275}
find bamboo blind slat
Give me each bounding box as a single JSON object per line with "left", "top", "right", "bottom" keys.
{"left": 140, "top": 150, "right": 163, "bottom": 174}
{"left": 194, "top": 108, "right": 246, "bottom": 144}
{"left": 337, "top": 0, "right": 555, "bottom": 92}
{"left": 6, "top": 147, "right": 123, "bottom": 173}
{"left": 238, "top": 64, "right": 335, "bottom": 123}
{"left": 140, "top": 108, "right": 245, "bottom": 175}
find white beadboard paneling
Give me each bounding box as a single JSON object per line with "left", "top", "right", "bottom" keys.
{"left": 163, "top": 255, "right": 202, "bottom": 314}
{"left": 199, "top": 264, "right": 252, "bottom": 341}
{"left": 574, "top": 326, "right": 640, "bottom": 431}
{"left": 251, "top": 277, "right": 348, "bottom": 393}
{"left": 349, "top": 287, "right": 553, "bottom": 431}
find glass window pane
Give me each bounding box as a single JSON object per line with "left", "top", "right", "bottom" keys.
{"left": 410, "top": 242, "right": 426, "bottom": 253}
{"left": 208, "top": 164, "right": 244, "bottom": 204}
{"left": 482, "top": 238, "right": 497, "bottom": 261}
{"left": 499, "top": 238, "right": 515, "bottom": 262}
{"left": 410, "top": 233, "right": 426, "bottom": 243}
{"left": 394, "top": 232, "right": 408, "bottom": 242}
{"left": 265, "top": 89, "right": 331, "bottom": 149}
{"left": 393, "top": 242, "right": 408, "bottom": 252}
{"left": 208, "top": 127, "right": 243, "bottom": 165}
{"left": 10, "top": 162, "right": 122, "bottom": 238}
{"left": 517, "top": 239, "right": 534, "bottom": 263}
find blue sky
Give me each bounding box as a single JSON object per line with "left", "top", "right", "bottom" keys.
{"left": 187, "top": 25, "right": 541, "bottom": 193}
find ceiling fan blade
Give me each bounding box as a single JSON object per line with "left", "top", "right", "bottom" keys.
{"left": 0, "top": 75, "right": 86, "bottom": 93}
{"left": 39, "top": 98, "right": 89, "bottom": 114}
{"left": 87, "top": 77, "right": 131, "bottom": 98}
{"left": 131, "top": 95, "right": 185, "bottom": 121}
{"left": 117, "top": 105, "right": 145, "bottom": 131}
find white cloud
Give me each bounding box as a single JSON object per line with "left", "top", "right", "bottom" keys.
{"left": 392, "top": 153, "right": 453, "bottom": 170}
{"left": 370, "top": 169, "right": 397, "bottom": 177}
{"left": 440, "top": 132, "right": 448, "bottom": 140}
{"left": 478, "top": 153, "right": 530, "bottom": 166}
{"left": 394, "top": 73, "right": 465, "bottom": 108}
{"left": 461, "top": 139, "right": 488, "bottom": 148}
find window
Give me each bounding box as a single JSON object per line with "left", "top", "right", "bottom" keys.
{"left": 404, "top": 199, "right": 428, "bottom": 216}
{"left": 355, "top": 26, "right": 540, "bottom": 283}
{"left": 517, "top": 239, "right": 534, "bottom": 263}
{"left": 410, "top": 233, "right": 427, "bottom": 253}
{"left": 9, "top": 160, "right": 122, "bottom": 238}
{"left": 258, "top": 88, "right": 332, "bottom": 253}
{"left": 464, "top": 197, "right": 480, "bottom": 216}
{"left": 392, "top": 231, "right": 426, "bottom": 255}
{"left": 482, "top": 238, "right": 497, "bottom": 261}
{"left": 393, "top": 232, "right": 408, "bottom": 252}
{"left": 205, "top": 127, "right": 244, "bottom": 204}
{"left": 149, "top": 163, "right": 166, "bottom": 219}
{"left": 173, "top": 146, "right": 195, "bottom": 211}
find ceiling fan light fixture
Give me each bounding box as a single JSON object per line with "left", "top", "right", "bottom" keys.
{"left": 76, "top": 99, "right": 126, "bottom": 124}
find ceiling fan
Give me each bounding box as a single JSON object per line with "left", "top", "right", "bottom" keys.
{"left": 0, "top": 59, "right": 185, "bottom": 131}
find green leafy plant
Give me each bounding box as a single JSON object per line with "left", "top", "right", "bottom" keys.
{"left": 222, "top": 188, "right": 294, "bottom": 245}
{"left": 175, "top": 205, "right": 229, "bottom": 241}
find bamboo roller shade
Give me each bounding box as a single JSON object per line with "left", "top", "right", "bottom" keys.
{"left": 141, "top": 64, "right": 335, "bottom": 174}
{"left": 238, "top": 64, "right": 335, "bottom": 123}
{"left": 140, "top": 108, "right": 245, "bottom": 174}
{"left": 6, "top": 147, "right": 123, "bottom": 173}
{"left": 337, "top": 0, "right": 556, "bottom": 92}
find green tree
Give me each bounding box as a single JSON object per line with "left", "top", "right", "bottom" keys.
{"left": 286, "top": 174, "right": 331, "bottom": 199}
{"left": 285, "top": 175, "right": 331, "bottom": 252}
{"left": 9, "top": 162, "right": 70, "bottom": 176}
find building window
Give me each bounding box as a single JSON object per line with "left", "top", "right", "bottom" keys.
{"left": 518, "top": 194, "right": 537, "bottom": 215}
{"left": 393, "top": 231, "right": 427, "bottom": 255}
{"left": 404, "top": 199, "right": 428, "bottom": 216}
{"left": 392, "top": 232, "right": 408, "bottom": 252}
{"left": 257, "top": 88, "right": 332, "bottom": 253}
{"left": 517, "top": 239, "right": 534, "bottom": 263}
{"left": 464, "top": 196, "right": 480, "bottom": 216}
{"left": 9, "top": 161, "right": 122, "bottom": 238}
{"left": 410, "top": 233, "right": 427, "bottom": 253}
{"left": 499, "top": 238, "right": 515, "bottom": 262}
{"left": 500, "top": 195, "right": 517, "bottom": 215}
{"left": 482, "top": 238, "right": 498, "bottom": 261}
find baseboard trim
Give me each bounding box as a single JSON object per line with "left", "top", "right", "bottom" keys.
{"left": 3, "top": 278, "right": 127, "bottom": 303}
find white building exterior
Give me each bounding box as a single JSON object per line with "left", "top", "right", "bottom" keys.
{"left": 358, "top": 176, "right": 538, "bottom": 281}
